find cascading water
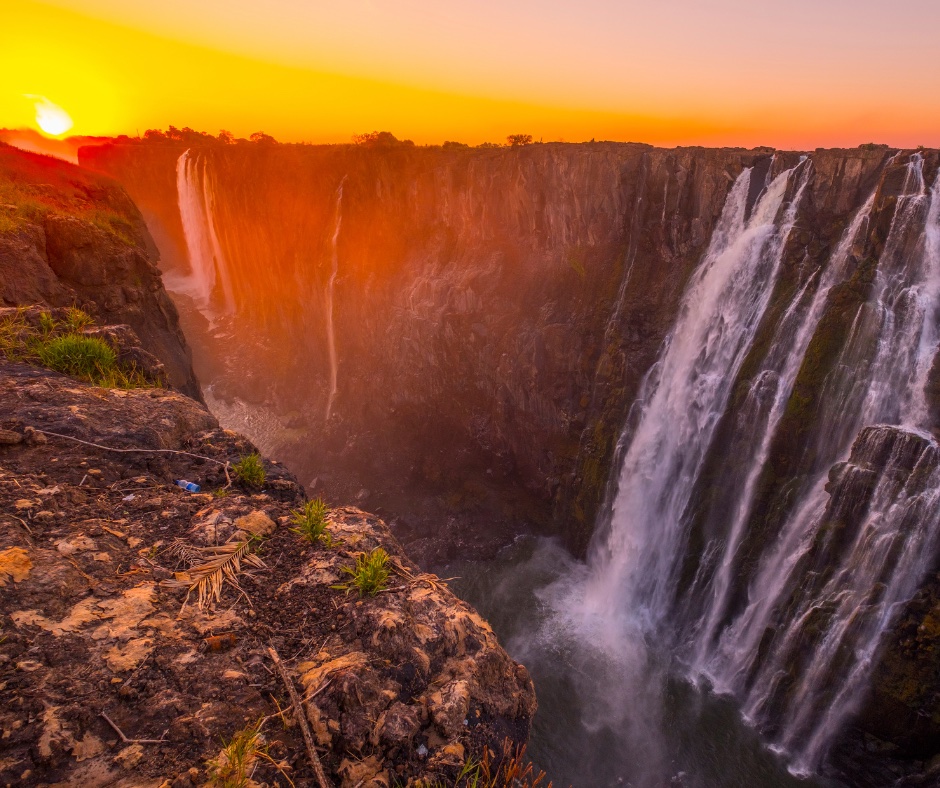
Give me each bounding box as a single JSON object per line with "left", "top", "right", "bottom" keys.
{"left": 582, "top": 159, "right": 810, "bottom": 626}
{"left": 699, "top": 155, "right": 940, "bottom": 773}
{"left": 686, "top": 189, "right": 877, "bottom": 672}
{"left": 175, "top": 149, "right": 235, "bottom": 316}
{"left": 324, "top": 178, "right": 345, "bottom": 421}
{"left": 564, "top": 151, "right": 940, "bottom": 779}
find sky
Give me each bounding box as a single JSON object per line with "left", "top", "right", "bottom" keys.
{"left": 2, "top": 0, "right": 940, "bottom": 148}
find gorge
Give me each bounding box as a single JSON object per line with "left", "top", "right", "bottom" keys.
{"left": 79, "top": 139, "right": 940, "bottom": 786}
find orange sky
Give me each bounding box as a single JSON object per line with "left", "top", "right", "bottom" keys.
{"left": 3, "top": 0, "right": 940, "bottom": 149}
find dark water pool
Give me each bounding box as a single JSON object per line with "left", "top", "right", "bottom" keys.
{"left": 439, "top": 536, "right": 833, "bottom": 788}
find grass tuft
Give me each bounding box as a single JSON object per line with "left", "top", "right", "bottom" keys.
{"left": 206, "top": 719, "right": 266, "bottom": 788}
{"left": 336, "top": 547, "right": 390, "bottom": 597}
{"left": 37, "top": 334, "right": 116, "bottom": 380}
{"left": 63, "top": 306, "right": 94, "bottom": 332}
{"left": 233, "top": 452, "right": 266, "bottom": 488}
{"left": 290, "top": 498, "right": 332, "bottom": 545}
{"left": 0, "top": 308, "right": 152, "bottom": 389}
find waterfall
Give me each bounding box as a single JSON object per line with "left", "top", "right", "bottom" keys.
{"left": 175, "top": 149, "right": 234, "bottom": 315}
{"left": 584, "top": 152, "right": 940, "bottom": 776}
{"left": 582, "top": 159, "right": 810, "bottom": 626}
{"left": 706, "top": 154, "right": 940, "bottom": 772}
{"left": 324, "top": 179, "right": 345, "bottom": 421}
{"left": 688, "top": 189, "right": 877, "bottom": 671}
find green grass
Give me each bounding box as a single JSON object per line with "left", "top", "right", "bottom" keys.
{"left": 336, "top": 547, "right": 390, "bottom": 597}
{"left": 0, "top": 309, "right": 151, "bottom": 388}
{"left": 37, "top": 334, "right": 117, "bottom": 379}
{"left": 233, "top": 452, "right": 266, "bottom": 488}
{"left": 63, "top": 307, "right": 93, "bottom": 332}
{"left": 290, "top": 498, "right": 333, "bottom": 545}
{"left": 0, "top": 175, "right": 138, "bottom": 245}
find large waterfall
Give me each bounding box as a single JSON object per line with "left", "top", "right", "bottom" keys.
{"left": 175, "top": 149, "right": 235, "bottom": 316}
{"left": 578, "top": 153, "right": 940, "bottom": 775}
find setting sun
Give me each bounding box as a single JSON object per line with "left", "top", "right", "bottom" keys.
{"left": 25, "top": 94, "right": 73, "bottom": 136}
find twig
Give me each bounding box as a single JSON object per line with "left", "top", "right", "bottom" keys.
{"left": 99, "top": 711, "right": 166, "bottom": 744}
{"left": 299, "top": 677, "right": 333, "bottom": 705}
{"left": 267, "top": 646, "right": 332, "bottom": 788}
{"left": 33, "top": 428, "right": 228, "bottom": 466}
{"left": 8, "top": 515, "right": 33, "bottom": 535}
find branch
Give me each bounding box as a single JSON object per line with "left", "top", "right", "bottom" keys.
{"left": 99, "top": 712, "right": 166, "bottom": 745}
{"left": 267, "top": 646, "right": 332, "bottom": 788}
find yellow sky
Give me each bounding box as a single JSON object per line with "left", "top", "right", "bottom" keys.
{"left": 2, "top": 0, "right": 939, "bottom": 148}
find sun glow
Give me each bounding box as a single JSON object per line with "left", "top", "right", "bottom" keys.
{"left": 26, "top": 95, "right": 74, "bottom": 137}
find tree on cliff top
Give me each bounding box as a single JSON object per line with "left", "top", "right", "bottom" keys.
{"left": 352, "top": 131, "right": 415, "bottom": 148}
{"left": 507, "top": 134, "right": 533, "bottom": 147}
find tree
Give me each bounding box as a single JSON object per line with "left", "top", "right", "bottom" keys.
{"left": 352, "top": 131, "right": 400, "bottom": 147}
{"left": 249, "top": 131, "right": 277, "bottom": 144}
{"left": 507, "top": 134, "right": 533, "bottom": 147}
{"left": 218, "top": 130, "right": 235, "bottom": 144}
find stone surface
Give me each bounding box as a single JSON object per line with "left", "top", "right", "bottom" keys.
{"left": 0, "top": 357, "right": 535, "bottom": 787}
{"left": 0, "top": 142, "right": 200, "bottom": 399}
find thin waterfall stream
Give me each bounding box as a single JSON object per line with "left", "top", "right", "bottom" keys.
{"left": 324, "top": 178, "right": 345, "bottom": 421}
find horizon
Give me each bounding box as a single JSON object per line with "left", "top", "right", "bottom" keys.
{"left": 3, "top": 0, "right": 940, "bottom": 149}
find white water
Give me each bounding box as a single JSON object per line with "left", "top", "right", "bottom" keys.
{"left": 324, "top": 179, "right": 345, "bottom": 421}
{"left": 174, "top": 149, "right": 235, "bottom": 316}
{"left": 719, "top": 156, "right": 940, "bottom": 772}
{"left": 582, "top": 160, "right": 809, "bottom": 624}
{"left": 688, "top": 190, "right": 877, "bottom": 672}
{"left": 564, "top": 153, "right": 940, "bottom": 778}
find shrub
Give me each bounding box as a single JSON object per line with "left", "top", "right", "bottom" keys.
{"left": 37, "top": 334, "right": 116, "bottom": 381}
{"left": 337, "top": 547, "right": 390, "bottom": 597}
{"left": 233, "top": 452, "right": 265, "bottom": 488}
{"left": 290, "top": 498, "right": 332, "bottom": 545}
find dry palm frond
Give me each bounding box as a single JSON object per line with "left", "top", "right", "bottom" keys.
{"left": 164, "top": 537, "right": 203, "bottom": 568}
{"left": 162, "top": 540, "right": 265, "bottom": 609}
{"left": 390, "top": 556, "right": 457, "bottom": 593}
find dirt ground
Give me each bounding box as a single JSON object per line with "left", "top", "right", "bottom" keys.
{"left": 0, "top": 359, "right": 535, "bottom": 788}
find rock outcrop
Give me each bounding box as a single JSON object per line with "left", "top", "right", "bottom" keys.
{"left": 0, "top": 345, "right": 535, "bottom": 786}
{"left": 0, "top": 142, "right": 200, "bottom": 399}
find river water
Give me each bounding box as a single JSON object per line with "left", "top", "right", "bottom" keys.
{"left": 442, "top": 536, "right": 834, "bottom": 788}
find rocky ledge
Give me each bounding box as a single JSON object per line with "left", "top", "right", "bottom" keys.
{"left": 0, "top": 326, "right": 536, "bottom": 787}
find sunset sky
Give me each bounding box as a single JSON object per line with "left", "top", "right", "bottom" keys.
{"left": 3, "top": 0, "right": 940, "bottom": 148}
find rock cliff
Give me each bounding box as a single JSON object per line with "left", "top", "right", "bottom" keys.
{"left": 0, "top": 143, "right": 537, "bottom": 787}
{"left": 0, "top": 142, "right": 200, "bottom": 400}
{"left": 0, "top": 336, "right": 535, "bottom": 787}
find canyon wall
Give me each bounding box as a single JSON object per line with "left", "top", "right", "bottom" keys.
{"left": 81, "top": 140, "right": 940, "bottom": 777}
{"left": 81, "top": 141, "right": 786, "bottom": 554}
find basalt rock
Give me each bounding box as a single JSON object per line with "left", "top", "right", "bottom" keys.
{"left": 0, "top": 143, "right": 200, "bottom": 399}
{"left": 0, "top": 356, "right": 536, "bottom": 787}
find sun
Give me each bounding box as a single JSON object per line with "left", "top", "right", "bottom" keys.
{"left": 25, "top": 95, "right": 74, "bottom": 137}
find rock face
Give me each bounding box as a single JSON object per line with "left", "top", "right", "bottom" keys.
{"left": 81, "top": 141, "right": 789, "bottom": 557}
{"left": 0, "top": 351, "right": 535, "bottom": 786}
{"left": 0, "top": 142, "right": 200, "bottom": 399}
{"left": 80, "top": 140, "right": 940, "bottom": 779}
